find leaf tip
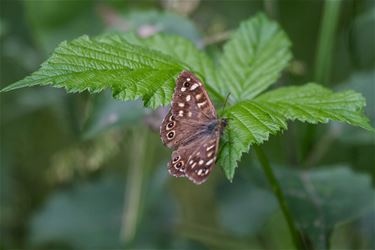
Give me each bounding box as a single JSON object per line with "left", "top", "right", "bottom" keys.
{"left": 1, "top": 81, "right": 23, "bottom": 92}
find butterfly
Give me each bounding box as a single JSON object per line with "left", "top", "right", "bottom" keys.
{"left": 160, "top": 70, "right": 227, "bottom": 184}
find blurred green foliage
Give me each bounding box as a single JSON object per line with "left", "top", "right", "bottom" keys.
{"left": 0, "top": 1, "right": 374, "bottom": 250}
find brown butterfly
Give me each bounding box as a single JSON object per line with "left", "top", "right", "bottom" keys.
{"left": 160, "top": 70, "right": 227, "bottom": 184}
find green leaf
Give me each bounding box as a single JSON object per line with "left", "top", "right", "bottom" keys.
{"left": 277, "top": 166, "right": 375, "bottom": 250}
{"left": 256, "top": 83, "right": 373, "bottom": 130}
{"left": 248, "top": 164, "right": 375, "bottom": 250}
{"left": 219, "top": 101, "right": 287, "bottom": 180}
{"left": 2, "top": 35, "right": 185, "bottom": 108}
{"left": 335, "top": 70, "right": 375, "bottom": 145}
{"left": 118, "top": 33, "right": 223, "bottom": 103}
{"left": 219, "top": 83, "right": 373, "bottom": 180}
{"left": 2, "top": 13, "right": 373, "bottom": 184}
{"left": 216, "top": 13, "right": 292, "bottom": 102}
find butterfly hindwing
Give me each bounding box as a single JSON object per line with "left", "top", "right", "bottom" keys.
{"left": 168, "top": 132, "right": 220, "bottom": 184}
{"left": 185, "top": 132, "right": 220, "bottom": 184}
{"left": 167, "top": 143, "right": 196, "bottom": 178}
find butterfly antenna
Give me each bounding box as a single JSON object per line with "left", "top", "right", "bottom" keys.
{"left": 221, "top": 93, "right": 231, "bottom": 113}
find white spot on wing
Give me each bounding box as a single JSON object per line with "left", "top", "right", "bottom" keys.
{"left": 206, "top": 159, "right": 214, "bottom": 166}
{"left": 178, "top": 110, "right": 183, "bottom": 117}
{"left": 178, "top": 103, "right": 185, "bottom": 107}
{"left": 195, "top": 93, "right": 202, "bottom": 100}
{"left": 197, "top": 101, "right": 207, "bottom": 108}
{"left": 207, "top": 145, "right": 215, "bottom": 151}
{"left": 187, "top": 78, "right": 191, "bottom": 81}
{"left": 190, "top": 83, "right": 199, "bottom": 90}
{"left": 199, "top": 160, "right": 204, "bottom": 165}
{"left": 186, "top": 95, "right": 191, "bottom": 101}
{"left": 188, "top": 111, "right": 192, "bottom": 117}
{"left": 181, "top": 87, "right": 186, "bottom": 92}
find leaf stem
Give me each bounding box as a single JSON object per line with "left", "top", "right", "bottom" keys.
{"left": 254, "top": 145, "right": 304, "bottom": 250}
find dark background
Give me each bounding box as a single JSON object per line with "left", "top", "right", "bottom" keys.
{"left": 0, "top": 0, "right": 374, "bottom": 249}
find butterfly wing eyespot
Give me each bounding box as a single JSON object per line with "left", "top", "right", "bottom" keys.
{"left": 168, "top": 151, "right": 187, "bottom": 177}
{"left": 175, "top": 161, "right": 183, "bottom": 169}
{"left": 166, "top": 121, "right": 175, "bottom": 130}
{"left": 167, "top": 131, "right": 175, "bottom": 139}
{"left": 173, "top": 156, "right": 180, "bottom": 162}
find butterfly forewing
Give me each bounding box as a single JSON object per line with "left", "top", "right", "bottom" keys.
{"left": 160, "top": 109, "right": 210, "bottom": 149}
{"left": 172, "top": 71, "right": 216, "bottom": 121}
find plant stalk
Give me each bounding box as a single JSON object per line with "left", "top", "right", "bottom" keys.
{"left": 314, "top": 0, "right": 342, "bottom": 84}
{"left": 254, "top": 145, "right": 304, "bottom": 250}
{"left": 120, "top": 128, "right": 148, "bottom": 244}
{"left": 306, "top": 0, "right": 342, "bottom": 168}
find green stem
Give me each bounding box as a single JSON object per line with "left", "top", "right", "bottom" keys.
{"left": 254, "top": 145, "right": 304, "bottom": 250}
{"left": 314, "top": 0, "right": 342, "bottom": 84}
{"left": 120, "top": 128, "right": 148, "bottom": 244}
{"left": 307, "top": 0, "right": 342, "bottom": 169}
{"left": 263, "top": 0, "right": 278, "bottom": 19}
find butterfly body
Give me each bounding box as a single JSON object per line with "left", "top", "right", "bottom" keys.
{"left": 160, "top": 71, "right": 227, "bottom": 184}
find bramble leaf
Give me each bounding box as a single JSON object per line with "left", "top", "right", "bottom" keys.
{"left": 1, "top": 13, "right": 373, "bottom": 182}
{"left": 216, "top": 13, "right": 292, "bottom": 102}
{"left": 1, "top": 35, "right": 185, "bottom": 108}
{"left": 255, "top": 83, "right": 373, "bottom": 130}
{"left": 220, "top": 83, "right": 373, "bottom": 180}
{"left": 119, "top": 33, "right": 222, "bottom": 102}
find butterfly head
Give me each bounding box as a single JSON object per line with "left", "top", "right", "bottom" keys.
{"left": 221, "top": 118, "right": 228, "bottom": 128}
{"left": 218, "top": 118, "right": 228, "bottom": 135}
